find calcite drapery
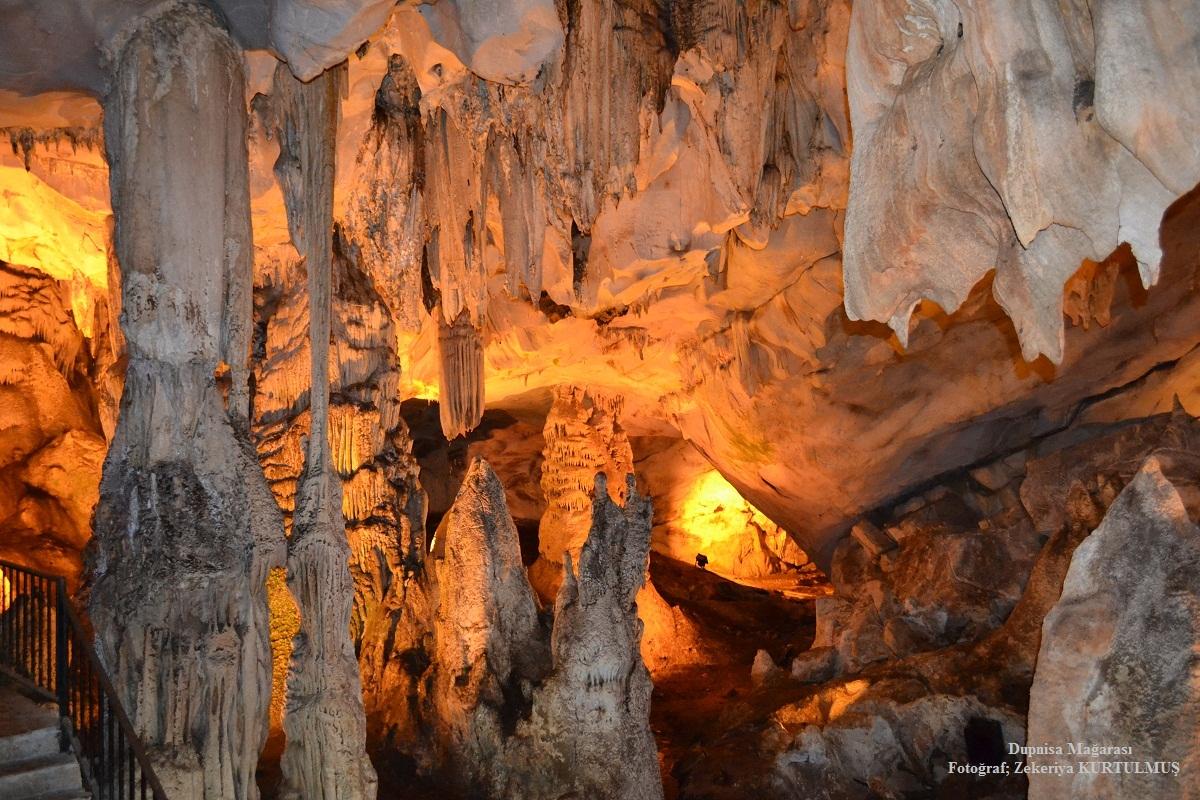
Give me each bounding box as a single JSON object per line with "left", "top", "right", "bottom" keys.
{"left": 89, "top": 4, "right": 284, "bottom": 797}
{"left": 842, "top": 0, "right": 1200, "bottom": 364}
{"left": 270, "top": 61, "right": 376, "bottom": 800}
{"left": 436, "top": 307, "right": 485, "bottom": 440}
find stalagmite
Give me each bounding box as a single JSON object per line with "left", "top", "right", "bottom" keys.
{"left": 427, "top": 458, "right": 549, "bottom": 791}
{"left": 506, "top": 473, "right": 664, "bottom": 800}
{"left": 89, "top": 4, "right": 285, "bottom": 797}
{"left": 1029, "top": 457, "right": 1200, "bottom": 799}
{"left": 271, "top": 61, "right": 375, "bottom": 800}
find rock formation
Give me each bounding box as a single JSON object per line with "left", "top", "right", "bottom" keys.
{"left": 7, "top": 0, "right": 1200, "bottom": 571}
{"left": 363, "top": 456, "right": 661, "bottom": 799}
{"left": 0, "top": 260, "right": 109, "bottom": 583}
{"left": 1, "top": 3, "right": 1200, "bottom": 799}
{"left": 426, "top": 459, "right": 549, "bottom": 791}
{"left": 1029, "top": 457, "right": 1200, "bottom": 799}
{"left": 269, "top": 60, "right": 375, "bottom": 800}
{"left": 88, "top": 4, "right": 285, "bottom": 797}
{"left": 504, "top": 473, "right": 664, "bottom": 800}
{"left": 843, "top": 1, "right": 1200, "bottom": 365}
{"left": 532, "top": 385, "right": 633, "bottom": 598}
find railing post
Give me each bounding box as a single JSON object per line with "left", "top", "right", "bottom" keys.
{"left": 55, "top": 577, "right": 69, "bottom": 735}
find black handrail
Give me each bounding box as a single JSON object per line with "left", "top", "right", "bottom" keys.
{"left": 0, "top": 559, "right": 169, "bottom": 800}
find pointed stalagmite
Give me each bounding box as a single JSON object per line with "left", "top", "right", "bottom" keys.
{"left": 505, "top": 473, "right": 664, "bottom": 800}
{"left": 271, "top": 61, "right": 376, "bottom": 800}
{"left": 427, "top": 458, "right": 549, "bottom": 790}
{"left": 1029, "top": 457, "right": 1200, "bottom": 799}
{"left": 89, "top": 4, "right": 285, "bottom": 797}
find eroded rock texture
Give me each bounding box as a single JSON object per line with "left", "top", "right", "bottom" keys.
{"left": 1029, "top": 457, "right": 1200, "bottom": 799}
{"left": 363, "top": 457, "right": 661, "bottom": 799}
{"left": 269, "top": 60, "right": 376, "bottom": 800}
{"left": 675, "top": 406, "right": 1200, "bottom": 800}
{"left": 8, "top": 0, "right": 1200, "bottom": 573}
{"left": 843, "top": 0, "right": 1200, "bottom": 364}
{"left": 426, "top": 459, "right": 549, "bottom": 791}
{"left": 88, "top": 5, "right": 284, "bottom": 796}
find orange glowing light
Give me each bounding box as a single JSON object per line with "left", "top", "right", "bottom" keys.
{"left": 0, "top": 568, "right": 11, "bottom": 614}
{"left": 672, "top": 470, "right": 790, "bottom": 578}
{"left": 0, "top": 164, "right": 108, "bottom": 336}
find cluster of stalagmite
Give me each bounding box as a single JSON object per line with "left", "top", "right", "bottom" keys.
{"left": 88, "top": 5, "right": 284, "bottom": 797}
{"left": 422, "top": 462, "right": 662, "bottom": 799}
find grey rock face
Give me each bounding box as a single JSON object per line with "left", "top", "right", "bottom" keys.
{"left": 1029, "top": 458, "right": 1200, "bottom": 799}
{"left": 89, "top": 4, "right": 285, "bottom": 797}
{"left": 427, "top": 459, "right": 550, "bottom": 790}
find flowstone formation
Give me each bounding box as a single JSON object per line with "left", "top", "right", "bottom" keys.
{"left": 87, "top": 4, "right": 284, "bottom": 797}
{"left": 1029, "top": 457, "right": 1200, "bottom": 799}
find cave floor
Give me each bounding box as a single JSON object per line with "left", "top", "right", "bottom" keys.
{"left": 648, "top": 554, "right": 818, "bottom": 799}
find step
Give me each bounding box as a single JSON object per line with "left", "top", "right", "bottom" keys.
{"left": 0, "top": 725, "right": 61, "bottom": 764}
{"left": 25, "top": 791, "right": 92, "bottom": 800}
{"left": 0, "top": 752, "right": 85, "bottom": 800}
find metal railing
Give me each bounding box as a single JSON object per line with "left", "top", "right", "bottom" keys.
{"left": 0, "top": 559, "right": 169, "bottom": 800}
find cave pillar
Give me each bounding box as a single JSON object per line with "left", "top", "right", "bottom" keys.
{"left": 270, "top": 61, "right": 377, "bottom": 800}
{"left": 530, "top": 385, "right": 633, "bottom": 600}
{"left": 90, "top": 3, "right": 285, "bottom": 798}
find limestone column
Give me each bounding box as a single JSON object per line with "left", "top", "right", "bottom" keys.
{"left": 270, "top": 61, "right": 376, "bottom": 800}
{"left": 530, "top": 385, "right": 633, "bottom": 600}
{"left": 90, "top": 4, "right": 285, "bottom": 798}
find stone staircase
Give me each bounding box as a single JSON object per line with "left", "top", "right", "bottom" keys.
{"left": 0, "top": 679, "right": 89, "bottom": 800}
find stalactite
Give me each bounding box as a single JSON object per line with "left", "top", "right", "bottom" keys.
{"left": 271, "top": 59, "right": 376, "bottom": 800}
{"left": 437, "top": 307, "right": 485, "bottom": 439}
{"left": 341, "top": 54, "right": 426, "bottom": 334}
{"left": 556, "top": 0, "right": 674, "bottom": 228}
{"left": 89, "top": 4, "right": 285, "bottom": 798}
{"left": 425, "top": 107, "right": 485, "bottom": 325}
